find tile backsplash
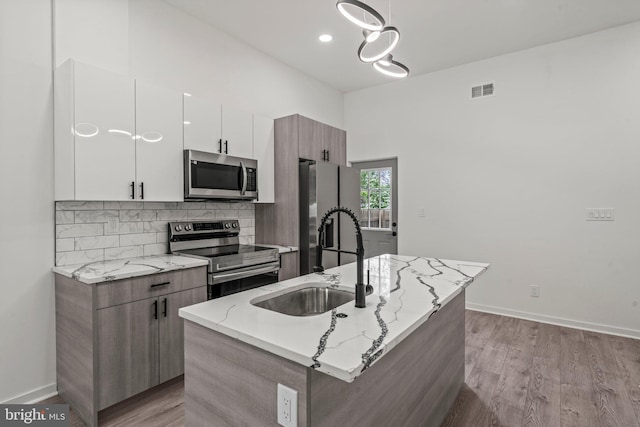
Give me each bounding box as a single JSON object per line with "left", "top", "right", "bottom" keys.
{"left": 55, "top": 201, "right": 255, "bottom": 266}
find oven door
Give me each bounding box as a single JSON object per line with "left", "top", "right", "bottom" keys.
{"left": 185, "top": 149, "right": 258, "bottom": 200}
{"left": 208, "top": 262, "right": 279, "bottom": 300}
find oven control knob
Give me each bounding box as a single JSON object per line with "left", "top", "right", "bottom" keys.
{"left": 185, "top": 224, "right": 192, "bottom": 231}
{"left": 232, "top": 223, "right": 238, "bottom": 228}
{"left": 175, "top": 225, "right": 183, "bottom": 232}
{"left": 224, "top": 223, "right": 231, "bottom": 229}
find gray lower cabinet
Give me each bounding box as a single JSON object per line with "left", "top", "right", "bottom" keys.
{"left": 279, "top": 252, "right": 299, "bottom": 281}
{"left": 97, "top": 297, "right": 159, "bottom": 410}
{"left": 55, "top": 266, "right": 207, "bottom": 427}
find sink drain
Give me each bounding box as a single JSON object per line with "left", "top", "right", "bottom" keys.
{"left": 336, "top": 313, "right": 348, "bottom": 318}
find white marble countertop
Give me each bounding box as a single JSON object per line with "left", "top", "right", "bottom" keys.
{"left": 179, "top": 254, "right": 489, "bottom": 382}
{"left": 52, "top": 255, "right": 209, "bottom": 284}
{"left": 255, "top": 244, "right": 299, "bottom": 253}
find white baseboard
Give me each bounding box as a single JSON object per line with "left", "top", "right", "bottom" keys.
{"left": 466, "top": 302, "right": 640, "bottom": 340}
{"left": 2, "top": 383, "right": 57, "bottom": 404}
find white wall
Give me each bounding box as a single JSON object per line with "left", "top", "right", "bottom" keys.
{"left": 0, "top": 0, "right": 56, "bottom": 402}
{"left": 345, "top": 22, "right": 640, "bottom": 338}
{"left": 54, "top": 0, "right": 344, "bottom": 128}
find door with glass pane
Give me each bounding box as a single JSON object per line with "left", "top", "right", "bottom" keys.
{"left": 351, "top": 158, "right": 398, "bottom": 258}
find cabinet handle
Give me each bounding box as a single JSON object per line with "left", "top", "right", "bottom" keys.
{"left": 130, "top": 181, "right": 135, "bottom": 199}
{"left": 162, "top": 298, "right": 167, "bottom": 317}
{"left": 224, "top": 140, "right": 228, "bottom": 154}
{"left": 153, "top": 300, "right": 158, "bottom": 320}
{"left": 140, "top": 182, "right": 144, "bottom": 200}
{"left": 218, "top": 139, "right": 222, "bottom": 153}
{"left": 150, "top": 281, "right": 170, "bottom": 289}
{"left": 326, "top": 150, "right": 330, "bottom": 162}
{"left": 321, "top": 150, "right": 325, "bottom": 161}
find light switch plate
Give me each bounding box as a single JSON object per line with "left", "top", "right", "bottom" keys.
{"left": 586, "top": 208, "right": 614, "bottom": 221}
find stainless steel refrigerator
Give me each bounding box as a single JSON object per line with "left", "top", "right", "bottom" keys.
{"left": 299, "top": 161, "right": 361, "bottom": 274}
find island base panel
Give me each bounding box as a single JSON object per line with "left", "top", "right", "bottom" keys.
{"left": 184, "top": 290, "right": 465, "bottom": 427}
{"left": 308, "top": 290, "right": 465, "bottom": 427}
{"left": 184, "top": 321, "right": 309, "bottom": 427}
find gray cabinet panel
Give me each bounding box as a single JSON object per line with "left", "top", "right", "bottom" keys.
{"left": 278, "top": 252, "right": 299, "bottom": 281}
{"left": 97, "top": 298, "right": 159, "bottom": 409}
{"left": 159, "top": 287, "right": 207, "bottom": 383}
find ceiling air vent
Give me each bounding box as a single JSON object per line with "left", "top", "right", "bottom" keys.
{"left": 471, "top": 82, "right": 495, "bottom": 99}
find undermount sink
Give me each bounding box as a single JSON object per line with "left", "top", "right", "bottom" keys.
{"left": 251, "top": 283, "right": 355, "bottom": 316}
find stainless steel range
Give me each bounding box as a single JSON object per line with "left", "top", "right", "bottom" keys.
{"left": 169, "top": 220, "right": 279, "bottom": 299}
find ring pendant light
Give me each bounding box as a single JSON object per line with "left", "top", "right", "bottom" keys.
{"left": 336, "top": 0, "right": 385, "bottom": 31}
{"left": 373, "top": 54, "right": 409, "bottom": 78}
{"left": 336, "top": 0, "right": 410, "bottom": 78}
{"left": 357, "top": 26, "right": 399, "bottom": 63}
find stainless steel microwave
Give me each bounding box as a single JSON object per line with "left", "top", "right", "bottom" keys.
{"left": 184, "top": 149, "right": 258, "bottom": 200}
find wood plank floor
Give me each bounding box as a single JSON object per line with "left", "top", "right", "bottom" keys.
{"left": 40, "top": 310, "right": 640, "bottom": 426}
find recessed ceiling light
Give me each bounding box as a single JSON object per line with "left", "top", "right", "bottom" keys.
{"left": 319, "top": 34, "right": 333, "bottom": 42}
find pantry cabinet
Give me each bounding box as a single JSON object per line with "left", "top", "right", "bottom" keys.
{"left": 55, "top": 266, "right": 207, "bottom": 427}
{"left": 54, "top": 59, "right": 183, "bottom": 201}
{"left": 256, "top": 114, "right": 346, "bottom": 251}
{"left": 297, "top": 114, "right": 346, "bottom": 166}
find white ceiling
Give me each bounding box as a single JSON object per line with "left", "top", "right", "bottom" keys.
{"left": 165, "top": 0, "right": 640, "bottom": 93}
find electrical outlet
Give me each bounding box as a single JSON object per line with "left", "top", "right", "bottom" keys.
{"left": 277, "top": 383, "right": 297, "bottom": 427}
{"left": 418, "top": 208, "right": 425, "bottom": 218}
{"left": 530, "top": 285, "right": 540, "bottom": 298}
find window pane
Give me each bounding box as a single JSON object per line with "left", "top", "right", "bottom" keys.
{"left": 369, "top": 209, "right": 380, "bottom": 228}
{"left": 368, "top": 190, "right": 380, "bottom": 209}
{"left": 381, "top": 209, "right": 391, "bottom": 229}
{"left": 380, "top": 168, "right": 391, "bottom": 187}
{"left": 360, "top": 193, "right": 368, "bottom": 209}
{"left": 358, "top": 208, "right": 369, "bottom": 228}
{"left": 379, "top": 187, "right": 390, "bottom": 209}
{"left": 360, "top": 170, "right": 369, "bottom": 189}
{"left": 358, "top": 167, "right": 392, "bottom": 230}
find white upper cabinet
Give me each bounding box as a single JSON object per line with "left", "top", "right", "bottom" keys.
{"left": 253, "top": 114, "right": 275, "bottom": 203}
{"left": 183, "top": 94, "right": 221, "bottom": 153}
{"left": 221, "top": 105, "right": 253, "bottom": 158}
{"left": 56, "top": 60, "right": 136, "bottom": 201}
{"left": 135, "top": 81, "right": 183, "bottom": 202}
{"left": 55, "top": 60, "right": 184, "bottom": 201}
{"left": 183, "top": 94, "right": 253, "bottom": 158}
{"left": 55, "top": 60, "right": 275, "bottom": 203}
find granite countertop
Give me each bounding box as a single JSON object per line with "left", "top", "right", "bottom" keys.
{"left": 255, "top": 244, "right": 299, "bottom": 253}
{"left": 52, "top": 255, "right": 209, "bottom": 284}
{"left": 179, "top": 254, "right": 489, "bottom": 382}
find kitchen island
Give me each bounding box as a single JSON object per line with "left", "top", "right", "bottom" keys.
{"left": 179, "top": 254, "right": 489, "bottom": 426}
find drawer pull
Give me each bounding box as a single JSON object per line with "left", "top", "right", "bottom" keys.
{"left": 150, "top": 281, "right": 170, "bottom": 289}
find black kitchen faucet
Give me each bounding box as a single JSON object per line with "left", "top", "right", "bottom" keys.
{"left": 313, "top": 206, "right": 374, "bottom": 308}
